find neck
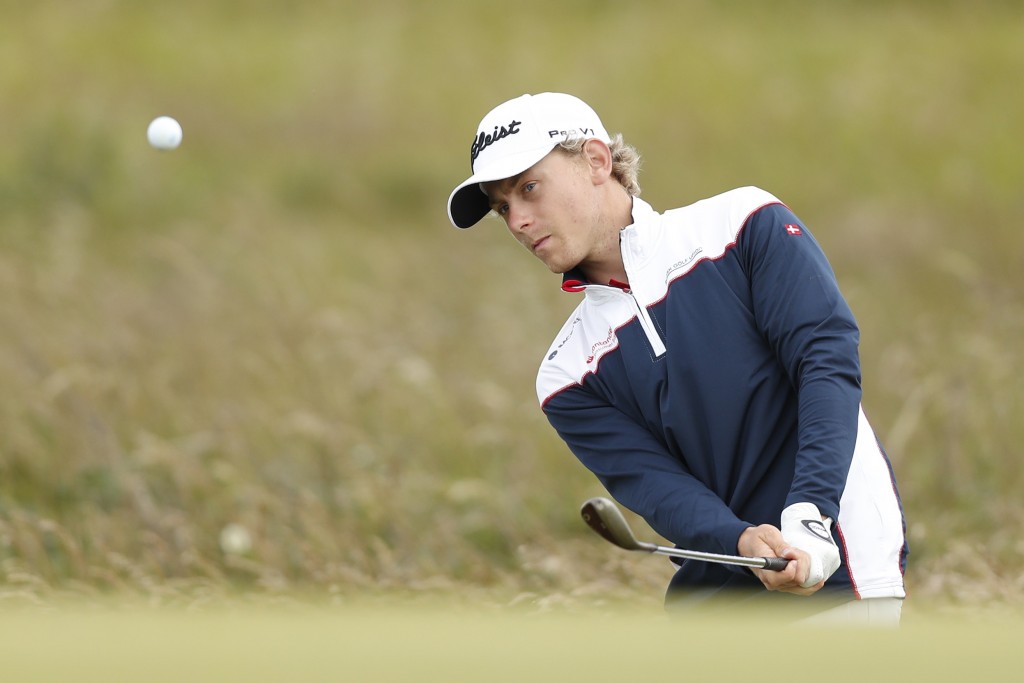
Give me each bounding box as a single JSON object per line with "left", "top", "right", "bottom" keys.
{"left": 579, "top": 193, "right": 634, "bottom": 285}
{"left": 580, "top": 258, "right": 627, "bottom": 287}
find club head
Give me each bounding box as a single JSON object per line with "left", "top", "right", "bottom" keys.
{"left": 580, "top": 497, "right": 654, "bottom": 552}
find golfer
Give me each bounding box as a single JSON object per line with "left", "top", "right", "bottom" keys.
{"left": 447, "top": 93, "right": 907, "bottom": 623}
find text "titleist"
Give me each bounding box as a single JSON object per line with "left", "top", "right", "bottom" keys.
{"left": 471, "top": 120, "right": 522, "bottom": 163}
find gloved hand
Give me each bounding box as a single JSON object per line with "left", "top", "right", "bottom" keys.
{"left": 780, "top": 502, "right": 840, "bottom": 588}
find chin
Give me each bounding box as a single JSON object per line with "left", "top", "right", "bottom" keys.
{"left": 534, "top": 248, "right": 575, "bottom": 275}
{"left": 542, "top": 259, "right": 568, "bottom": 275}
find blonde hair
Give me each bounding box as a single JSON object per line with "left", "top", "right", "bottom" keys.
{"left": 558, "top": 133, "right": 642, "bottom": 196}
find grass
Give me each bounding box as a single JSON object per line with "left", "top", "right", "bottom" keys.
{"left": 0, "top": 0, "right": 1022, "bottom": 616}
{"left": 1, "top": 599, "right": 1023, "bottom": 682}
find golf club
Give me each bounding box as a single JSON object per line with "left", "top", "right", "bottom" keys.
{"left": 580, "top": 497, "right": 790, "bottom": 571}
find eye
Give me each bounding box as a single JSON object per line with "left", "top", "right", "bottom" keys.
{"left": 496, "top": 203, "right": 509, "bottom": 216}
{"left": 523, "top": 181, "right": 537, "bottom": 194}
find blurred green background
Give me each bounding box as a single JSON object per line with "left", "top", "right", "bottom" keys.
{"left": 1, "top": 0, "right": 1022, "bottom": 613}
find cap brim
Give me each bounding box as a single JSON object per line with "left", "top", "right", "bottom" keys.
{"left": 446, "top": 143, "right": 559, "bottom": 229}
{"left": 447, "top": 181, "right": 491, "bottom": 229}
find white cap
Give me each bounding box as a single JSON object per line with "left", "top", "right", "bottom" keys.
{"left": 447, "top": 93, "right": 612, "bottom": 229}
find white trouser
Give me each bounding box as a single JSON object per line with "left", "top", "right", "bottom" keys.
{"left": 798, "top": 597, "right": 903, "bottom": 627}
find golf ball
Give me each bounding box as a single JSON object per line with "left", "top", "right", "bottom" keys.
{"left": 147, "top": 116, "right": 183, "bottom": 150}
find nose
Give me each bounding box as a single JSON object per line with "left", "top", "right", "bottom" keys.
{"left": 506, "top": 201, "right": 531, "bottom": 234}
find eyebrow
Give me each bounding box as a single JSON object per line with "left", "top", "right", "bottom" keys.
{"left": 482, "top": 172, "right": 524, "bottom": 209}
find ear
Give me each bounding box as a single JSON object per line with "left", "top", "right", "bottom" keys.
{"left": 581, "top": 139, "right": 614, "bottom": 184}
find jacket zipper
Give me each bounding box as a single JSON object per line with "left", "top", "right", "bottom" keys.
{"left": 591, "top": 285, "right": 667, "bottom": 359}
{"left": 631, "top": 293, "right": 667, "bottom": 358}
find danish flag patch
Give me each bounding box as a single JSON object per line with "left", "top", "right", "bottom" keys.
{"left": 785, "top": 224, "right": 802, "bottom": 236}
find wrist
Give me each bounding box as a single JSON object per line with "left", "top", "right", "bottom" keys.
{"left": 780, "top": 502, "right": 841, "bottom": 587}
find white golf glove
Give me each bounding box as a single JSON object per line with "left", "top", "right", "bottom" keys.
{"left": 780, "top": 502, "right": 840, "bottom": 588}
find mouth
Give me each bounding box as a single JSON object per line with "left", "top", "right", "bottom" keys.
{"left": 531, "top": 236, "right": 550, "bottom": 253}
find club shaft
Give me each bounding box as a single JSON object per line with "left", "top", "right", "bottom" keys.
{"left": 645, "top": 543, "right": 785, "bottom": 570}
{"left": 581, "top": 497, "right": 789, "bottom": 572}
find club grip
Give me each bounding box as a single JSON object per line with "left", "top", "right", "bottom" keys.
{"left": 761, "top": 556, "right": 790, "bottom": 572}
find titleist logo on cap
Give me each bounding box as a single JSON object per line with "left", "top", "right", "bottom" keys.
{"left": 470, "top": 120, "right": 521, "bottom": 164}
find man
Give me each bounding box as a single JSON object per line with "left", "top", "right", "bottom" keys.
{"left": 446, "top": 92, "right": 907, "bottom": 623}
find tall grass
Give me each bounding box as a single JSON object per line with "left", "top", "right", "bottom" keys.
{"left": 1, "top": 1, "right": 1022, "bottom": 611}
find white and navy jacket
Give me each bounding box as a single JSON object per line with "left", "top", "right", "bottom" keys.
{"left": 537, "top": 188, "right": 907, "bottom": 600}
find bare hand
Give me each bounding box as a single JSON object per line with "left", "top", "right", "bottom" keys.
{"left": 737, "top": 524, "right": 825, "bottom": 596}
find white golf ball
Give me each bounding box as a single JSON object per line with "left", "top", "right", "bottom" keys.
{"left": 147, "top": 116, "right": 183, "bottom": 150}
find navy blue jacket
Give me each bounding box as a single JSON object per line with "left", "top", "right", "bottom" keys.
{"left": 537, "top": 189, "right": 907, "bottom": 599}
